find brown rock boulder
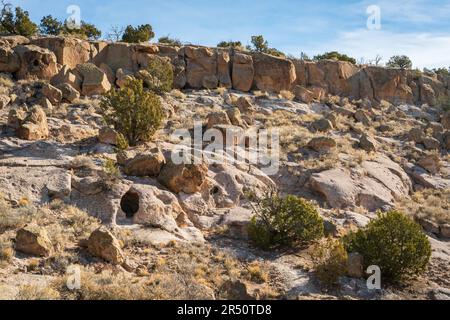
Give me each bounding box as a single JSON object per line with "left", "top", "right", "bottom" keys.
{"left": 158, "top": 160, "right": 208, "bottom": 194}
{"left": 293, "top": 85, "right": 315, "bottom": 103}
{"left": 121, "top": 148, "right": 166, "bottom": 177}
{"left": 15, "top": 224, "right": 53, "bottom": 257}
{"left": 0, "top": 46, "right": 20, "bottom": 73}
{"left": 217, "top": 50, "right": 232, "bottom": 88}
{"left": 75, "top": 63, "right": 111, "bottom": 96}
{"left": 207, "top": 111, "right": 232, "bottom": 129}
{"left": 98, "top": 127, "right": 118, "bottom": 145}
{"left": 232, "top": 53, "right": 254, "bottom": 92}
{"left": 13, "top": 45, "right": 58, "bottom": 80}
{"left": 31, "top": 36, "right": 91, "bottom": 69}
{"left": 185, "top": 46, "right": 217, "bottom": 89}
{"left": 51, "top": 65, "right": 82, "bottom": 92}
{"left": 16, "top": 106, "right": 49, "bottom": 140}
{"left": 307, "top": 137, "right": 337, "bottom": 152}
{"left": 87, "top": 227, "right": 125, "bottom": 265}
{"left": 359, "top": 134, "right": 377, "bottom": 152}
{"left": 41, "top": 83, "right": 62, "bottom": 105}
{"left": 360, "top": 67, "right": 413, "bottom": 104}
{"left": 252, "top": 52, "right": 296, "bottom": 92}
{"left": 56, "top": 83, "right": 80, "bottom": 102}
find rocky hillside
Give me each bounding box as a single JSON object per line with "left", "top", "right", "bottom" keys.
{"left": 0, "top": 35, "right": 449, "bottom": 300}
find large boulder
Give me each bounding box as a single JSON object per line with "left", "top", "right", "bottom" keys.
{"left": 92, "top": 42, "right": 136, "bottom": 74}
{"left": 217, "top": 50, "right": 232, "bottom": 88}
{"left": 56, "top": 83, "right": 80, "bottom": 102}
{"left": 158, "top": 159, "right": 209, "bottom": 194}
{"left": 51, "top": 65, "right": 82, "bottom": 92}
{"left": 75, "top": 63, "right": 111, "bottom": 96}
{"left": 120, "top": 148, "right": 166, "bottom": 177}
{"left": 252, "top": 52, "right": 296, "bottom": 92}
{"left": 41, "top": 83, "right": 62, "bottom": 105}
{"left": 232, "top": 53, "right": 254, "bottom": 92}
{"left": 316, "top": 60, "right": 359, "bottom": 96}
{"left": 359, "top": 67, "right": 414, "bottom": 104}
{"left": 120, "top": 185, "right": 191, "bottom": 233}
{"left": 31, "top": 36, "right": 91, "bottom": 69}
{"left": 293, "top": 85, "right": 315, "bottom": 103}
{"left": 185, "top": 46, "right": 218, "bottom": 89}
{"left": 310, "top": 156, "right": 412, "bottom": 211}
{"left": 307, "top": 137, "right": 337, "bottom": 152}
{"left": 13, "top": 45, "right": 58, "bottom": 80}
{"left": 207, "top": 111, "right": 232, "bottom": 129}
{"left": 14, "top": 106, "right": 49, "bottom": 140}
{"left": 87, "top": 227, "right": 125, "bottom": 265}
{"left": 0, "top": 46, "right": 20, "bottom": 73}
{"left": 15, "top": 224, "right": 53, "bottom": 257}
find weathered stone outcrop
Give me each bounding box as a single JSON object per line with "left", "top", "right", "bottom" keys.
{"left": 75, "top": 63, "right": 111, "bottom": 96}
{"left": 15, "top": 224, "right": 53, "bottom": 257}
{"left": 11, "top": 106, "right": 49, "bottom": 141}
{"left": 0, "top": 46, "right": 20, "bottom": 73}
{"left": 252, "top": 52, "right": 296, "bottom": 92}
{"left": 31, "top": 36, "right": 92, "bottom": 69}
{"left": 13, "top": 45, "right": 58, "bottom": 80}
{"left": 158, "top": 159, "right": 209, "bottom": 194}
{"left": 185, "top": 46, "right": 218, "bottom": 89}
{"left": 2, "top": 35, "right": 449, "bottom": 105}
{"left": 232, "top": 52, "right": 254, "bottom": 92}
{"left": 87, "top": 227, "right": 125, "bottom": 265}
{"left": 310, "top": 155, "right": 412, "bottom": 211}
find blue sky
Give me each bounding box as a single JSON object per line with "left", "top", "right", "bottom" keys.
{"left": 10, "top": 0, "right": 450, "bottom": 69}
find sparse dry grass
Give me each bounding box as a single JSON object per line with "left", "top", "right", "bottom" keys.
{"left": 16, "top": 284, "right": 61, "bottom": 300}
{"left": 279, "top": 90, "right": 295, "bottom": 101}
{"left": 0, "top": 237, "right": 14, "bottom": 265}
{"left": 170, "top": 89, "right": 186, "bottom": 100}
{"left": 397, "top": 189, "right": 450, "bottom": 225}
{"left": 214, "top": 87, "right": 228, "bottom": 96}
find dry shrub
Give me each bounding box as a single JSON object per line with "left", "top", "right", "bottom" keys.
{"left": 397, "top": 189, "right": 450, "bottom": 224}
{"left": 16, "top": 285, "right": 61, "bottom": 300}
{"left": 310, "top": 238, "right": 348, "bottom": 289}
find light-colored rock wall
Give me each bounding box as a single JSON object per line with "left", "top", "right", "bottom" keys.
{"left": 1, "top": 35, "right": 449, "bottom": 105}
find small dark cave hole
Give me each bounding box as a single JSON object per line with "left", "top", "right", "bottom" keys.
{"left": 210, "top": 186, "right": 220, "bottom": 195}
{"left": 120, "top": 191, "right": 140, "bottom": 218}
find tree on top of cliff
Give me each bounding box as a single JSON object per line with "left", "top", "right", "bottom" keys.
{"left": 246, "top": 35, "right": 285, "bottom": 58}
{"left": 217, "top": 40, "right": 244, "bottom": 50}
{"left": 386, "top": 55, "right": 413, "bottom": 70}
{"left": 122, "top": 24, "right": 154, "bottom": 43}
{"left": 0, "top": 1, "right": 37, "bottom": 36}
{"left": 40, "top": 15, "right": 63, "bottom": 35}
{"left": 313, "top": 51, "right": 356, "bottom": 64}
{"left": 39, "top": 14, "right": 101, "bottom": 40}
{"left": 63, "top": 21, "right": 102, "bottom": 40}
{"left": 158, "top": 36, "right": 182, "bottom": 47}
{"left": 433, "top": 67, "right": 450, "bottom": 77}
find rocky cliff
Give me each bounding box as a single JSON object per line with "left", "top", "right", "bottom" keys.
{"left": 1, "top": 35, "right": 449, "bottom": 106}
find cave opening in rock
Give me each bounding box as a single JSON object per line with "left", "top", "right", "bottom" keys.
{"left": 120, "top": 191, "right": 140, "bottom": 218}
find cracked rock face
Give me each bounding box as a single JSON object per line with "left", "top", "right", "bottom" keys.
{"left": 310, "top": 155, "right": 412, "bottom": 211}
